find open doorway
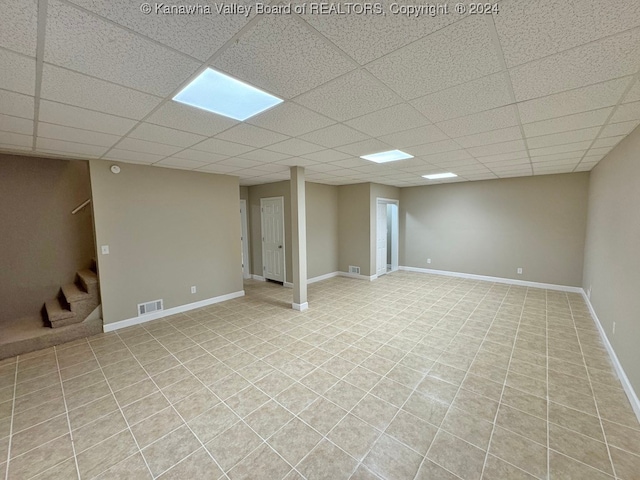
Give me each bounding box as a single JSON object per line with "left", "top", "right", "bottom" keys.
{"left": 376, "top": 198, "right": 399, "bottom": 277}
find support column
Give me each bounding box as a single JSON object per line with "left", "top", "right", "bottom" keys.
{"left": 290, "top": 166, "right": 308, "bottom": 311}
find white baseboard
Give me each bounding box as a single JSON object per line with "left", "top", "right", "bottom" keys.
{"left": 251, "top": 275, "right": 266, "bottom": 281}
{"left": 581, "top": 292, "right": 640, "bottom": 422}
{"left": 292, "top": 302, "right": 309, "bottom": 311}
{"left": 103, "top": 290, "right": 245, "bottom": 332}
{"left": 399, "top": 266, "right": 583, "bottom": 293}
{"left": 284, "top": 282, "right": 293, "bottom": 288}
{"left": 339, "top": 272, "right": 378, "bottom": 281}
{"left": 308, "top": 272, "right": 340, "bottom": 284}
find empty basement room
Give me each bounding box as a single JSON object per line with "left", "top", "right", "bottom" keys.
{"left": 2, "top": 1, "right": 640, "bottom": 479}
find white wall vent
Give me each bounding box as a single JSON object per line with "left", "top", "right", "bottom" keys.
{"left": 349, "top": 266, "right": 360, "bottom": 275}
{"left": 138, "top": 299, "right": 163, "bottom": 316}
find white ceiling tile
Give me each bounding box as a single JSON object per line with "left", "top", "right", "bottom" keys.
{"left": 0, "top": 90, "right": 34, "bottom": 120}
{"left": 155, "top": 158, "right": 208, "bottom": 170}
{"left": 196, "top": 163, "right": 242, "bottom": 174}
{"left": 345, "top": 103, "right": 430, "bottom": 138}
{"left": 530, "top": 151, "right": 587, "bottom": 163}
{"left": 247, "top": 103, "right": 335, "bottom": 137}
{"left": 0, "top": 114, "right": 33, "bottom": 135}
{"left": 274, "top": 157, "right": 319, "bottom": 167}
{"left": 623, "top": 80, "right": 640, "bottom": 103}
{"left": 475, "top": 151, "right": 530, "bottom": 163}
{"left": 509, "top": 29, "right": 640, "bottom": 101}
{"left": 215, "top": 124, "right": 289, "bottom": 148}
{"left": 586, "top": 147, "right": 613, "bottom": 157}
{"left": 103, "top": 149, "right": 165, "bottom": 164}
{"left": 300, "top": 149, "right": 351, "bottom": 162}
{"left": 0, "top": 131, "right": 32, "bottom": 148}
{"left": 308, "top": 162, "right": 351, "bottom": 173}
{"left": 215, "top": 16, "right": 354, "bottom": 98}
{"left": 298, "top": 124, "right": 369, "bottom": 148}
{"left": 478, "top": 157, "right": 530, "bottom": 168}
{"left": 335, "top": 139, "right": 391, "bottom": 156}
{"left": 379, "top": 125, "right": 449, "bottom": 149}
{"left": 329, "top": 158, "right": 371, "bottom": 169}
{"left": 146, "top": 101, "right": 238, "bottom": 136}
{"left": 533, "top": 165, "right": 577, "bottom": 175}
{"left": 610, "top": 101, "right": 640, "bottom": 123}
{"left": 406, "top": 140, "right": 461, "bottom": 157}
{"left": 36, "top": 137, "right": 107, "bottom": 157}
{"left": 600, "top": 120, "right": 639, "bottom": 138}
{"left": 68, "top": 0, "right": 252, "bottom": 61}
{"left": 592, "top": 136, "right": 624, "bottom": 149}
{"left": 41, "top": 64, "right": 161, "bottom": 119}
{"left": 192, "top": 138, "right": 254, "bottom": 156}
{"left": 217, "top": 157, "right": 264, "bottom": 169}
{"left": 251, "top": 163, "right": 290, "bottom": 173}
{"left": 436, "top": 106, "right": 519, "bottom": 138}
{"left": 37, "top": 123, "right": 120, "bottom": 147}
{"left": 532, "top": 156, "right": 582, "bottom": 166}
{"left": 116, "top": 137, "right": 182, "bottom": 156}
{"left": 1, "top": 0, "right": 37, "bottom": 57}
{"left": 266, "top": 138, "right": 324, "bottom": 156}
{"left": 582, "top": 155, "right": 605, "bottom": 164}
{"left": 467, "top": 140, "right": 526, "bottom": 158}
{"left": 38, "top": 100, "right": 136, "bottom": 135}
{"left": 168, "top": 149, "right": 228, "bottom": 163}
{"left": 516, "top": 78, "right": 630, "bottom": 124}
{"left": 45, "top": 0, "right": 200, "bottom": 96}
{"left": 411, "top": 72, "right": 513, "bottom": 123}
{"left": 239, "top": 149, "right": 290, "bottom": 162}
{"left": 0, "top": 144, "right": 31, "bottom": 153}
{"left": 366, "top": 16, "right": 501, "bottom": 100}
{"left": 456, "top": 126, "right": 523, "bottom": 148}
{"left": 429, "top": 157, "right": 481, "bottom": 168}
{"left": 526, "top": 127, "right": 600, "bottom": 149}
{"left": 495, "top": 0, "right": 640, "bottom": 68}
{"left": 522, "top": 108, "right": 612, "bottom": 137}
{"left": 0, "top": 49, "right": 36, "bottom": 95}
{"left": 528, "top": 141, "right": 592, "bottom": 157}
{"left": 419, "top": 150, "right": 474, "bottom": 164}
{"left": 574, "top": 163, "right": 597, "bottom": 172}
{"left": 294, "top": 70, "right": 401, "bottom": 121}
{"left": 128, "top": 123, "right": 205, "bottom": 148}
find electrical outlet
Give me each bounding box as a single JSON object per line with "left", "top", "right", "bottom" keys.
{"left": 190, "top": 286, "right": 197, "bottom": 294}
{"left": 613, "top": 322, "right": 616, "bottom": 335}
{"left": 427, "top": 258, "right": 431, "bottom": 264}
{"left": 101, "top": 245, "right": 109, "bottom": 255}
{"left": 517, "top": 267, "right": 523, "bottom": 275}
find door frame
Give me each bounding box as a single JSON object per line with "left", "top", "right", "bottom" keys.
{"left": 376, "top": 198, "right": 399, "bottom": 275}
{"left": 240, "top": 199, "right": 250, "bottom": 279}
{"left": 260, "top": 196, "right": 286, "bottom": 283}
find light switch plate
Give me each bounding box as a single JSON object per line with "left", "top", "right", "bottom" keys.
{"left": 101, "top": 245, "right": 110, "bottom": 255}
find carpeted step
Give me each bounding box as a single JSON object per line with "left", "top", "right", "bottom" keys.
{"left": 62, "top": 283, "right": 91, "bottom": 303}
{"left": 77, "top": 269, "right": 99, "bottom": 295}
{"left": 45, "top": 299, "right": 76, "bottom": 325}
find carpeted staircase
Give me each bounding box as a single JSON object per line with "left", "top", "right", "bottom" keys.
{"left": 44, "top": 261, "right": 100, "bottom": 328}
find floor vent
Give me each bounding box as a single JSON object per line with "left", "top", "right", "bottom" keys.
{"left": 138, "top": 299, "right": 163, "bottom": 316}
{"left": 349, "top": 266, "right": 360, "bottom": 275}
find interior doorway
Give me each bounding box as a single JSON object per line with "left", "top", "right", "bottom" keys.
{"left": 376, "top": 198, "right": 399, "bottom": 277}
{"left": 240, "top": 199, "right": 250, "bottom": 279}
{"left": 261, "top": 196, "right": 285, "bottom": 283}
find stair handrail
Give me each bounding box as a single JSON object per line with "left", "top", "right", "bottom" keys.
{"left": 71, "top": 198, "right": 91, "bottom": 215}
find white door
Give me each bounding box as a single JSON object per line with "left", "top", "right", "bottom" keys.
{"left": 240, "top": 200, "right": 250, "bottom": 279}
{"left": 376, "top": 202, "right": 388, "bottom": 276}
{"left": 261, "top": 197, "right": 285, "bottom": 282}
{"left": 389, "top": 203, "right": 399, "bottom": 272}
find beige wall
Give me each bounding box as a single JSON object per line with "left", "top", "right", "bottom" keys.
{"left": 89, "top": 161, "right": 242, "bottom": 324}
{"left": 248, "top": 181, "right": 292, "bottom": 282}
{"left": 400, "top": 173, "right": 590, "bottom": 287}
{"left": 0, "top": 154, "right": 95, "bottom": 322}
{"left": 338, "top": 183, "right": 371, "bottom": 276}
{"left": 306, "top": 182, "right": 339, "bottom": 279}
{"left": 370, "top": 183, "right": 400, "bottom": 275}
{"left": 239, "top": 186, "right": 249, "bottom": 200}
{"left": 583, "top": 125, "right": 640, "bottom": 394}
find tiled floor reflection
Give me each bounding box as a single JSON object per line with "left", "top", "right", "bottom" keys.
{"left": 1, "top": 272, "right": 639, "bottom": 479}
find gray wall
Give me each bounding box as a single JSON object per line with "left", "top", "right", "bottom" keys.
{"left": 0, "top": 154, "right": 95, "bottom": 322}
{"left": 90, "top": 161, "right": 242, "bottom": 324}
{"left": 400, "top": 173, "right": 590, "bottom": 287}
{"left": 583, "top": 125, "right": 640, "bottom": 394}
{"left": 338, "top": 183, "right": 371, "bottom": 276}
{"left": 306, "top": 182, "right": 339, "bottom": 279}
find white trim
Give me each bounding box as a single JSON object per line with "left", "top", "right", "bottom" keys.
{"left": 240, "top": 199, "right": 251, "bottom": 280}
{"left": 284, "top": 282, "right": 293, "bottom": 288}
{"left": 103, "top": 290, "right": 245, "bottom": 332}
{"left": 308, "top": 272, "right": 340, "bottom": 284}
{"left": 399, "top": 266, "right": 583, "bottom": 293}
{"left": 581, "top": 292, "right": 640, "bottom": 422}
{"left": 339, "top": 272, "right": 378, "bottom": 281}
{"left": 292, "top": 302, "right": 309, "bottom": 311}
{"left": 251, "top": 275, "right": 266, "bottom": 282}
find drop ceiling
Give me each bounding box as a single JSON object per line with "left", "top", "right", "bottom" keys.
{"left": 1, "top": 0, "right": 639, "bottom": 186}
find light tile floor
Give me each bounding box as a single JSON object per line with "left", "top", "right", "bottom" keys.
{"left": 1, "top": 272, "right": 639, "bottom": 480}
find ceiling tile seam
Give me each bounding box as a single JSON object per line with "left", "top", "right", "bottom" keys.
{"left": 97, "top": 13, "right": 266, "bottom": 162}
{"left": 572, "top": 70, "right": 640, "bottom": 172}
{"left": 30, "top": 97, "right": 144, "bottom": 124}
{"left": 0, "top": 44, "right": 37, "bottom": 60}
{"left": 485, "top": 15, "right": 534, "bottom": 175}
{"left": 31, "top": 0, "right": 49, "bottom": 151}
{"left": 58, "top": 0, "right": 206, "bottom": 64}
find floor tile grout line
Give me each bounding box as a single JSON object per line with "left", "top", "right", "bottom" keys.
{"left": 85, "top": 341, "right": 156, "bottom": 480}
{"left": 2, "top": 360, "right": 18, "bottom": 480}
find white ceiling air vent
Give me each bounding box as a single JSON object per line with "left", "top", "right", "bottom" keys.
{"left": 138, "top": 299, "right": 163, "bottom": 316}
{"left": 349, "top": 266, "right": 360, "bottom": 275}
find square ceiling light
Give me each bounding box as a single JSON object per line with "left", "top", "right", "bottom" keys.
{"left": 423, "top": 172, "right": 458, "bottom": 180}
{"left": 360, "top": 150, "right": 414, "bottom": 163}
{"left": 173, "top": 68, "right": 283, "bottom": 121}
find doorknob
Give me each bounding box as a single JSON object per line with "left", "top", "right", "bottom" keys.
{"left": 278, "top": 245, "right": 282, "bottom": 249}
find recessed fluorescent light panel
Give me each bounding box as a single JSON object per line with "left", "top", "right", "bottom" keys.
{"left": 360, "top": 150, "right": 414, "bottom": 163}
{"left": 173, "top": 68, "right": 283, "bottom": 121}
{"left": 423, "top": 172, "right": 458, "bottom": 180}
